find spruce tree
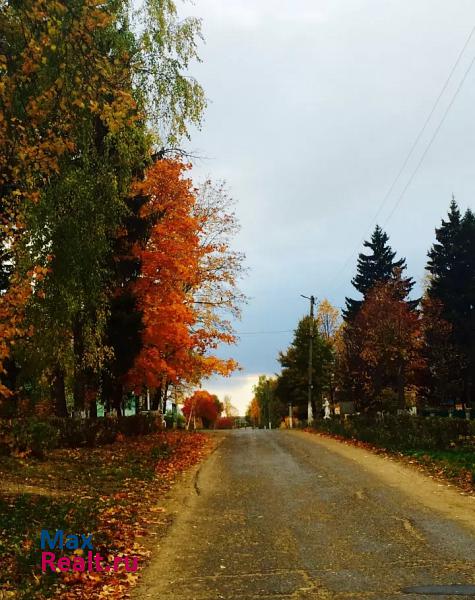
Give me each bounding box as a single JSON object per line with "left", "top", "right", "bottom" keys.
{"left": 344, "top": 225, "right": 416, "bottom": 321}
{"left": 426, "top": 199, "right": 475, "bottom": 405}
{"left": 426, "top": 198, "right": 463, "bottom": 313}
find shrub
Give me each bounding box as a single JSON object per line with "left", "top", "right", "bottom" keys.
{"left": 215, "top": 417, "right": 234, "bottom": 429}
{"left": 10, "top": 418, "right": 59, "bottom": 458}
{"left": 164, "top": 411, "right": 186, "bottom": 429}
{"left": 0, "top": 413, "right": 161, "bottom": 455}
{"left": 314, "top": 414, "right": 475, "bottom": 451}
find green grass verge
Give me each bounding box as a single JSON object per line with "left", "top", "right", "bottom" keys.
{"left": 402, "top": 448, "right": 475, "bottom": 486}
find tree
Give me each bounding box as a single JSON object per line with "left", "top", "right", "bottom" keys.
{"left": 223, "top": 395, "right": 238, "bottom": 418}
{"left": 276, "top": 316, "right": 333, "bottom": 419}
{"left": 134, "top": 0, "right": 206, "bottom": 146}
{"left": 316, "top": 299, "right": 341, "bottom": 343}
{"left": 316, "top": 299, "right": 342, "bottom": 405}
{"left": 252, "top": 375, "right": 284, "bottom": 428}
{"left": 246, "top": 397, "right": 260, "bottom": 427}
{"left": 124, "top": 160, "right": 241, "bottom": 410}
{"left": 340, "top": 227, "right": 417, "bottom": 408}
{"left": 0, "top": 0, "right": 141, "bottom": 410}
{"left": 426, "top": 199, "right": 475, "bottom": 405}
{"left": 420, "top": 295, "right": 462, "bottom": 407}
{"left": 350, "top": 276, "right": 425, "bottom": 412}
{"left": 191, "top": 179, "right": 246, "bottom": 361}
{"left": 182, "top": 390, "right": 222, "bottom": 428}
{"left": 344, "top": 225, "right": 416, "bottom": 321}
{"left": 0, "top": 0, "right": 208, "bottom": 414}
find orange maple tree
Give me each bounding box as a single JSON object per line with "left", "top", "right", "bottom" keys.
{"left": 125, "top": 160, "right": 238, "bottom": 395}
{"left": 182, "top": 390, "right": 222, "bottom": 427}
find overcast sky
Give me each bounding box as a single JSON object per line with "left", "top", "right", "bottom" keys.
{"left": 178, "top": 0, "right": 475, "bottom": 414}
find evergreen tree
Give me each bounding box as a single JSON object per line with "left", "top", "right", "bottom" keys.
{"left": 426, "top": 199, "right": 475, "bottom": 405}
{"left": 426, "top": 199, "right": 462, "bottom": 312}
{"left": 344, "top": 225, "right": 416, "bottom": 321}
{"left": 275, "top": 316, "right": 333, "bottom": 419}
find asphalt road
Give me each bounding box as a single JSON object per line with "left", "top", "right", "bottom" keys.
{"left": 134, "top": 429, "right": 475, "bottom": 600}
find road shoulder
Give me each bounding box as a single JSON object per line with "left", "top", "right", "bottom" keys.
{"left": 293, "top": 429, "right": 475, "bottom": 533}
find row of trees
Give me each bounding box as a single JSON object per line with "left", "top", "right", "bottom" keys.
{"left": 0, "top": 0, "right": 244, "bottom": 417}
{"left": 250, "top": 200, "right": 474, "bottom": 421}
{"left": 181, "top": 390, "right": 238, "bottom": 428}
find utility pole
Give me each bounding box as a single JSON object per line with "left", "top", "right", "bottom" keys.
{"left": 301, "top": 294, "right": 316, "bottom": 425}
{"left": 264, "top": 379, "right": 272, "bottom": 430}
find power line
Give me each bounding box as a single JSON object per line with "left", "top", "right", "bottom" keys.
{"left": 328, "top": 24, "right": 475, "bottom": 294}
{"left": 383, "top": 51, "right": 475, "bottom": 226}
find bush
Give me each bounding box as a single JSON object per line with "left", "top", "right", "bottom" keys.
{"left": 0, "top": 413, "right": 162, "bottom": 455}
{"left": 164, "top": 411, "right": 186, "bottom": 429}
{"left": 10, "top": 418, "right": 59, "bottom": 458}
{"left": 314, "top": 414, "right": 475, "bottom": 451}
{"left": 215, "top": 417, "right": 234, "bottom": 429}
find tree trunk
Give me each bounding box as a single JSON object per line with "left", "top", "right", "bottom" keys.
{"left": 161, "top": 379, "right": 169, "bottom": 414}
{"left": 52, "top": 365, "right": 67, "bottom": 417}
{"left": 398, "top": 362, "right": 405, "bottom": 409}
{"left": 89, "top": 397, "right": 97, "bottom": 418}
{"left": 310, "top": 397, "right": 317, "bottom": 420}
{"left": 72, "top": 317, "right": 87, "bottom": 412}
{"left": 112, "top": 381, "right": 123, "bottom": 416}
{"left": 151, "top": 387, "right": 162, "bottom": 411}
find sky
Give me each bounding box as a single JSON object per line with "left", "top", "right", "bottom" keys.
{"left": 176, "top": 0, "right": 475, "bottom": 414}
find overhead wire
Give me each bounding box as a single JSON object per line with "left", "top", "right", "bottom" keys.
{"left": 328, "top": 24, "right": 475, "bottom": 295}
{"left": 383, "top": 51, "right": 475, "bottom": 226}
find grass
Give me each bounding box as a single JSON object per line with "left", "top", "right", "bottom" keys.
{"left": 402, "top": 448, "right": 475, "bottom": 488}
{"left": 0, "top": 431, "right": 210, "bottom": 600}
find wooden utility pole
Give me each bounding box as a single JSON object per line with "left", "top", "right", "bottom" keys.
{"left": 301, "top": 294, "right": 316, "bottom": 425}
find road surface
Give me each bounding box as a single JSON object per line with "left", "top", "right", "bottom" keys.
{"left": 133, "top": 429, "right": 475, "bottom": 600}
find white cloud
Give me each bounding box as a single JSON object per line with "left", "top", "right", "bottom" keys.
{"left": 202, "top": 373, "right": 273, "bottom": 415}
{"left": 189, "top": 0, "right": 327, "bottom": 31}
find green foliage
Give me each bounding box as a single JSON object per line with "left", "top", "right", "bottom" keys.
{"left": 314, "top": 414, "right": 475, "bottom": 451}
{"left": 9, "top": 418, "right": 59, "bottom": 459}
{"left": 136, "top": 0, "right": 206, "bottom": 144}
{"left": 0, "top": 414, "right": 160, "bottom": 455}
{"left": 2, "top": 0, "right": 207, "bottom": 412}
{"left": 344, "top": 225, "right": 416, "bottom": 321}
{"left": 252, "top": 375, "right": 284, "bottom": 427}
{"left": 276, "top": 316, "right": 333, "bottom": 419}
{"left": 164, "top": 410, "right": 185, "bottom": 429}
{"left": 0, "top": 493, "right": 100, "bottom": 599}
{"left": 404, "top": 449, "right": 475, "bottom": 484}
{"left": 426, "top": 199, "right": 475, "bottom": 406}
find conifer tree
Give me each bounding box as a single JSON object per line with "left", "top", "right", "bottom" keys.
{"left": 276, "top": 316, "right": 333, "bottom": 419}
{"left": 344, "top": 225, "right": 416, "bottom": 321}
{"left": 426, "top": 199, "right": 475, "bottom": 405}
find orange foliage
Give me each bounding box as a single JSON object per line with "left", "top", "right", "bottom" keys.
{"left": 182, "top": 390, "right": 222, "bottom": 426}
{"left": 48, "top": 431, "right": 213, "bottom": 600}
{"left": 125, "top": 160, "right": 237, "bottom": 391}
{"left": 0, "top": 266, "right": 48, "bottom": 399}
{"left": 247, "top": 397, "right": 260, "bottom": 424}
{"left": 353, "top": 278, "right": 425, "bottom": 403}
